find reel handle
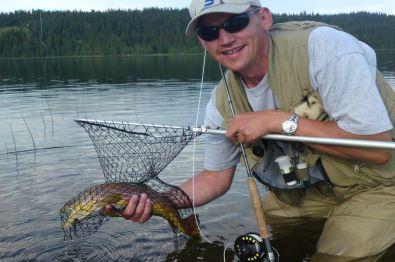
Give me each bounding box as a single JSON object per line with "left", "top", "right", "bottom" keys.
{"left": 248, "top": 178, "right": 276, "bottom": 261}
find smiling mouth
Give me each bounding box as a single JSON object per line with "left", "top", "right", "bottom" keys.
{"left": 222, "top": 45, "right": 245, "bottom": 55}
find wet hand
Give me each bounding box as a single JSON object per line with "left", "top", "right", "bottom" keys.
{"left": 104, "top": 193, "right": 153, "bottom": 223}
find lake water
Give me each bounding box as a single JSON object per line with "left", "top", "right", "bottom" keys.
{"left": 1, "top": 52, "right": 395, "bottom": 261}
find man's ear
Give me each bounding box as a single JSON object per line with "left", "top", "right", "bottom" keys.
{"left": 259, "top": 8, "right": 273, "bottom": 30}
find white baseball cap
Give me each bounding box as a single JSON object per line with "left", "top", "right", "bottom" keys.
{"left": 186, "top": 0, "right": 262, "bottom": 36}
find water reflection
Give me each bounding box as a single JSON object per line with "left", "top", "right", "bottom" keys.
{"left": 0, "top": 54, "right": 221, "bottom": 86}
{"left": 377, "top": 49, "right": 395, "bottom": 72}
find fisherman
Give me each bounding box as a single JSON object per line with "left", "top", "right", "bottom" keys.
{"left": 110, "top": 0, "right": 395, "bottom": 260}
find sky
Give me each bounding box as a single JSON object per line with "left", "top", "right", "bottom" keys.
{"left": 1, "top": 0, "right": 394, "bottom": 15}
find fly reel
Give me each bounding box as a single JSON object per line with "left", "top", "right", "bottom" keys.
{"left": 234, "top": 233, "right": 266, "bottom": 261}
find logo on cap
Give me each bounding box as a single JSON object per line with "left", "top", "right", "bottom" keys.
{"left": 204, "top": 0, "right": 214, "bottom": 8}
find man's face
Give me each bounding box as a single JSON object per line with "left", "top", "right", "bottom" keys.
{"left": 198, "top": 8, "right": 272, "bottom": 76}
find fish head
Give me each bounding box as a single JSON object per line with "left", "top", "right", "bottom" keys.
{"left": 60, "top": 193, "right": 123, "bottom": 230}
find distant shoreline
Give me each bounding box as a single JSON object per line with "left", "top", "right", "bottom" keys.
{"left": 1, "top": 9, "right": 395, "bottom": 58}
{"left": 2, "top": 50, "right": 395, "bottom": 60}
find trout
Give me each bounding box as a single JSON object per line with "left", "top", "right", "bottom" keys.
{"left": 60, "top": 182, "right": 200, "bottom": 238}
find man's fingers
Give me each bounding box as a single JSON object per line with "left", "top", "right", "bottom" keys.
{"left": 130, "top": 193, "right": 147, "bottom": 221}
{"left": 225, "top": 128, "right": 237, "bottom": 140}
{"left": 138, "top": 199, "right": 153, "bottom": 223}
{"left": 226, "top": 119, "right": 239, "bottom": 139}
{"left": 104, "top": 204, "right": 113, "bottom": 212}
{"left": 103, "top": 204, "right": 115, "bottom": 216}
{"left": 122, "top": 195, "right": 139, "bottom": 219}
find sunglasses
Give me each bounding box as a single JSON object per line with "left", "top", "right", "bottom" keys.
{"left": 196, "top": 8, "right": 260, "bottom": 42}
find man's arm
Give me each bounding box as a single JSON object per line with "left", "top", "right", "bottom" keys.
{"left": 107, "top": 166, "right": 236, "bottom": 223}
{"left": 179, "top": 166, "right": 236, "bottom": 207}
{"left": 226, "top": 110, "right": 392, "bottom": 164}
{"left": 296, "top": 114, "right": 392, "bottom": 164}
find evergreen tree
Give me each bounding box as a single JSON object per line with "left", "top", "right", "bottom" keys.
{"left": 0, "top": 9, "right": 394, "bottom": 58}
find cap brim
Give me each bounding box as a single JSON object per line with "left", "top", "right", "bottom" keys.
{"left": 185, "top": 4, "right": 252, "bottom": 36}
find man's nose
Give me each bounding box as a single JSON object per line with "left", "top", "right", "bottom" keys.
{"left": 218, "top": 28, "right": 235, "bottom": 45}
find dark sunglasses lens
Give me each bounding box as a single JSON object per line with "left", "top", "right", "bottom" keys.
{"left": 197, "top": 11, "right": 253, "bottom": 41}
{"left": 225, "top": 16, "right": 250, "bottom": 33}
{"left": 197, "top": 26, "right": 219, "bottom": 41}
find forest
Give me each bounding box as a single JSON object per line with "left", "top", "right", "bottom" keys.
{"left": 0, "top": 8, "right": 394, "bottom": 58}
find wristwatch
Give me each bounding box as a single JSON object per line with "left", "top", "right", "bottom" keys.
{"left": 282, "top": 113, "right": 300, "bottom": 136}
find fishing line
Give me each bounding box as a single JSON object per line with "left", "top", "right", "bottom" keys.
{"left": 192, "top": 50, "right": 234, "bottom": 262}
{"left": 223, "top": 242, "right": 232, "bottom": 261}
{"left": 39, "top": 12, "right": 48, "bottom": 87}
{"left": 274, "top": 247, "right": 280, "bottom": 261}
{"left": 39, "top": 12, "right": 55, "bottom": 136}
{"left": 192, "top": 49, "right": 213, "bottom": 244}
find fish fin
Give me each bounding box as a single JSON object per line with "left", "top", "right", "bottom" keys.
{"left": 182, "top": 214, "right": 201, "bottom": 239}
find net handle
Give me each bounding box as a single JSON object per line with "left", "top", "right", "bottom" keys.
{"left": 75, "top": 119, "right": 395, "bottom": 150}
{"left": 193, "top": 127, "right": 395, "bottom": 150}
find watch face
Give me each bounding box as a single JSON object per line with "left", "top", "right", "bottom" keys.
{"left": 283, "top": 120, "right": 297, "bottom": 135}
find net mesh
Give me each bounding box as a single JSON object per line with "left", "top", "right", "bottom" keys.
{"left": 60, "top": 119, "right": 201, "bottom": 239}
{"left": 76, "top": 119, "right": 199, "bottom": 183}
{"left": 64, "top": 212, "right": 108, "bottom": 239}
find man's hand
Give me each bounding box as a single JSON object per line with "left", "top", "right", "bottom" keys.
{"left": 226, "top": 110, "right": 290, "bottom": 144}
{"left": 104, "top": 193, "right": 153, "bottom": 223}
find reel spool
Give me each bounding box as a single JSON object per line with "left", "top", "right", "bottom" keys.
{"left": 234, "top": 233, "right": 266, "bottom": 261}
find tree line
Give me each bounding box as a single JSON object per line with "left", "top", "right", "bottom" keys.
{"left": 0, "top": 9, "right": 394, "bottom": 58}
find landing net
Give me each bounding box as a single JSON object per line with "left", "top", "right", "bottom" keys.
{"left": 61, "top": 119, "right": 201, "bottom": 239}
{"left": 75, "top": 119, "right": 199, "bottom": 183}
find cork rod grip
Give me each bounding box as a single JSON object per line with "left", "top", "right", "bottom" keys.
{"left": 247, "top": 177, "right": 270, "bottom": 238}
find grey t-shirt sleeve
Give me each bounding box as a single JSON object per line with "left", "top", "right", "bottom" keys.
{"left": 203, "top": 87, "right": 240, "bottom": 171}
{"left": 308, "top": 27, "right": 393, "bottom": 135}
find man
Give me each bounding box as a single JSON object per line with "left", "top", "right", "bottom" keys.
{"left": 110, "top": 0, "right": 395, "bottom": 260}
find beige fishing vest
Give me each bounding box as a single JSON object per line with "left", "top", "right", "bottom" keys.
{"left": 215, "top": 21, "right": 395, "bottom": 188}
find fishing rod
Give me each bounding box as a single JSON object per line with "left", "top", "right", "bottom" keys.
{"left": 218, "top": 64, "right": 276, "bottom": 262}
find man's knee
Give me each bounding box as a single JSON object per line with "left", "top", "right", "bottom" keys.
{"left": 317, "top": 215, "right": 395, "bottom": 258}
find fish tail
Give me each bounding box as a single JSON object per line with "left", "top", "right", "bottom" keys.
{"left": 152, "top": 202, "right": 200, "bottom": 239}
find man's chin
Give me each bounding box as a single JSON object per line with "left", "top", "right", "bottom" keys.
{"left": 221, "top": 62, "right": 245, "bottom": 73}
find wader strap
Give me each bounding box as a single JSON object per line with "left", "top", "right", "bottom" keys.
{"left": 316, "top": 158, "right": 331, "bottom": 184}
